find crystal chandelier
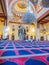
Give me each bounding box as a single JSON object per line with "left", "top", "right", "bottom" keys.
{"left": 22, "top": 0, "right": 36, "bottom": 24}
{"left": 32, "top": 0, "right": 38, "bottom": 4}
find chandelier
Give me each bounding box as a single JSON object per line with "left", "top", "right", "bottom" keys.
{"left": 22, "top": 0, "right": 36, "bottom": 24}
{"left": 32, "top": 0, "right": 38, "bottom": 4}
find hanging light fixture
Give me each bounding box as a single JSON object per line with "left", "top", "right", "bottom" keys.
{"left": 41, "top": 0, "right": 49, "bottom": 8}
{"left": 32, "top": 0, "right": 38, "bottom": 4}
{"left": 22, "top": 0, "right": 36, "bottom": 24}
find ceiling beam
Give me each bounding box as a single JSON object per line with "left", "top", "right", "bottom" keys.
{"left": 39, "top": 20, "right": 49, "bottom": 24}
{"left": 38, "top": 14, "right": 49, "bottom": 23}
{"left": 0, "top": 0, "right": 7, "bottom": 19}
{"left": 37, "top": 10, "right": 49, "bottom": 23}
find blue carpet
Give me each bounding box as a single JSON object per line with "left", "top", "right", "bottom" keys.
{"left": 39, "top": 46, "right": 46, "bottom": 47}
{"left": 1, "top": 43, "right": 7, "bottom": 46}
{"left": 19, "top": 50, "right": 31, "bottom": 55}
{"left": 0, "top": 47, "right": 4, "bottom": 49}
{"left": 2, "top": 51, "right": 16, "bottom": 56}
{"left": 32, "top": 46, "right": 39, "bottom": 48}
{"left": 0, "top": 61, "right": 18, "bottom": 65}
{"left": 16, "top": 47, "right": 23, "bottom": 48}
{"left": 46, "top": 56, "right": 49, "bottom": 61}
{"left": 25, "top": 46, "right": 32, "bottom": 48}
{"left": 14, "top": 42, "right": 20, "bottom": 46}
{"left": 31, "top": 49, "right": 45, "bottom": 54}
{"left": 6, "top": 47, "right": 14, "bottom": 49}
{"left": 25, "top": 58, "right": 46, "bottom": 65}
{"left": 8, "top": 43, "right": 13, "bottom": 46}
{"left": 0, "top": 41, "right": 3, "bottom": 44}
{"left": 41, "top": 49, "right": 49, "bottom": 52}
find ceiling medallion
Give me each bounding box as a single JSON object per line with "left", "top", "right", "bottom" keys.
{"left": 17, "top": 1, "right": 27, "bottom": 9}
{"left": 12, "top": 0, "right": 27, "bottom": 17}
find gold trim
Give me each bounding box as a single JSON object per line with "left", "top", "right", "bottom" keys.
{"left": 17, "top": 1, "right": 27, "bottom": 9}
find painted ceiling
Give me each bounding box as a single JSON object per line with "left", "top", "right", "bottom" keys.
{"left": 0, "top": 4, "right": 3, "bottom": 13}
{"left": 5, "top": 0, "right": 42, "bottom": 22}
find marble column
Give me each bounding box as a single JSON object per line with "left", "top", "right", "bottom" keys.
{"left": 44, "top": 34, "right": 46, "bottom": 40}
{"left": 36, "top": 22, "right": 40, "bottom": 41}
{"left": 3, "top": 19, "right": 8, "bottom": 39}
